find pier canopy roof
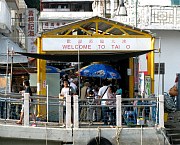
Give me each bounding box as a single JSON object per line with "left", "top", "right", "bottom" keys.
{"left": 18, "top": 16, "right": 154, "bottom": 62}
{"left": 16, "top": 16, "right": 155, "bottom": 104}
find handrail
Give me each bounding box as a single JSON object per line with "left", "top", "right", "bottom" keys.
{"left": 160, "top": 128, "right": 171, "bottom": 145}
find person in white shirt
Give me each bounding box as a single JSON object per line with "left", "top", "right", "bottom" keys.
{"left": 60, "top": 80, "right": 76, "bottom": 126}
{"left": 98, "top": 81, "right": 109, "bottom": 125}
{"left": 61, "top": 80, "right": 76, "bottom": 95}
{"left": 98, "top": 83, "right": 108, "bottom": 105}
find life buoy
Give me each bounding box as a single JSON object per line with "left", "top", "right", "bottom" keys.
{"left": 87, "top": 137, "right": 112, "bottom": 145}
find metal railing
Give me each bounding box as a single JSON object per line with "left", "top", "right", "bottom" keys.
{"left": 0, "top": 93, "right": 165, "bottom": 129}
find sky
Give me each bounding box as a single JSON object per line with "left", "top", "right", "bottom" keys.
{"left": 139, "top": 0, "right": 171, "bottom": 6}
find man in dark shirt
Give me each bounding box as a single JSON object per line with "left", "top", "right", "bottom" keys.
{"left": 16, "top": 80, "right": 36, "bottom": 126}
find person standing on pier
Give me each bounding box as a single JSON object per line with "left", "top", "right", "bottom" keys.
{"left": 16, "top": 80, "right": 36, "bottom": 126}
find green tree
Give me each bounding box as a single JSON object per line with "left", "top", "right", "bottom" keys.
{"left": 24, "top": 0, "right": 40, "bottom": 10}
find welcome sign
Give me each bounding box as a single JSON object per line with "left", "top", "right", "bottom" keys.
{"left": 42, "top": 38, "right": 151, "bottom": 51}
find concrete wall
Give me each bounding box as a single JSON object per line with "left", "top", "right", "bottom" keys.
{"left": 152, "top": 30, "right": 180, "bottom": 95}
{"left": 0, "top": 137, "right": 62, "bottom": 145}
{"left": 0, "top": 125, "right": 73, "bottom": 144}
{"left": 140, "top": 30, "right": 180, "bottom": 95}
{"left": 0, "top": 124, "right": 165, "bottom": 145}
{"left": 74, "top": 128, "right": 164, "bottom": 145}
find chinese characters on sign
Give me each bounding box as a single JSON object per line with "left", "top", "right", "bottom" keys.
{"left": 42, "top": 38, "right": 151, "bottom": 51}
{"left": 27, "top": 10, "right": 35, "bottom": 37}
{"left": 25, "top": 9, "right": 38, "bottom": 53}
{"left": 62, "top": 38, "right": 130, "bottom": 50}
{"left": 144, "top": 75, "right": 151, "bottom": 98}
{"left": 42, "top": 22, "right": 69, "bottom": 29}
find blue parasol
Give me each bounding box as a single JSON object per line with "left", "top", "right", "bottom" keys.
{"left": 79, "top": 63, "right": 121, "bottom": 79}
{"left": 46, "top": 66, "right": 65, "bottom": 76}
{"left": 46, "top": 66, "right": 60, "bottom": 73}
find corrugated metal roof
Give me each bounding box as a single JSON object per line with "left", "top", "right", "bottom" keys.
{"left": 42, "top": 16, "right": 152, "bottom": 36}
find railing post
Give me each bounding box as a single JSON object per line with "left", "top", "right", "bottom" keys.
{"left": 7, "top": 97, "right": 10, "bottom": 119}
{"left": 59, "top": 94, "right": 64, "bottom": 124}
{"left": 116, "top": 95, "right": 122, "bottom": 127}
{"left": 66, "top": 94, "right": 71, "bottom": 128}
{"left": 73, "top": 95, "right": 79, "bottom": 128}
{"left": 159, "top": 95, "right": 164, "bottom": 128}
{"left": 24, "top": 93, "right": 29, "bottom": 126}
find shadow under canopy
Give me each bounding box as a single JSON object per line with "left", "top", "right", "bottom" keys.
{"left": 16, "top": 50, "right": 153, "bottom": 62}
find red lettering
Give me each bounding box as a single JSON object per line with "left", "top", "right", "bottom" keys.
{"left": 122, "top": 39, "right": 126, "bottom": 43}
{"left": 62, "top": 45, "right": 91, "bottom": 50}
{"left": 28, "top": 31, "right": 34, "bottom": 36}
{"left": 89, "top": 39, "right": 93, "bottom": 43}
{"left": 98, "top": 45, "right": 105, "bottom": 49}
{"left": 100, "top": 39, "right": 104, "bottom": 43}
{"left": 28, "top": 10, "right": 34, "bottom": 16}
{"left": 78, "top": 39, "right": 82, "bottom": 43}
{"left": 112, "top": 45, "right": 120, "bottom": 49}
{"left": 28, "top": 17, "right": 34, "bottom": 22}
{"left": 28, "top": 23, "right": 34, "bottom": 30}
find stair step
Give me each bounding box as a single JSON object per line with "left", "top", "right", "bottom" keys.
{"left": 166, "top": 130, "right": 180, "bottom": 134}
{"left": 172, "top": 139, "right": 180, "bottom": 145}
{"left": 167, "top": 133, "right": 180, "bottom": 136}
{"left": 173, "top": 139, "right": 180, "bottom": 141}
{"left": 172, "top": 142, "right": 180, "bottom": 145}
{"left": 171, "top": 135, "right": 180, "bottom": 140}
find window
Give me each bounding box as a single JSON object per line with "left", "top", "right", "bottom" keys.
{"left": 58, "top": 4, "right": 69, "bottom": 9}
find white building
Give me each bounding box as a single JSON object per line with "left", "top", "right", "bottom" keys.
{"left": 38, "top": 0, "right": 95, "bottom": 32}
{"left": 0, "top": 0, "right": 27, "bottom": 65}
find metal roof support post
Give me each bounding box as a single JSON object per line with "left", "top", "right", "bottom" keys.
{"left": 147, "top": 37, "right": 155, "bottom": 94}
{"left": 37, "top": 37, "right": 47, "bottom": 118}
{"left": 129, "top": 58, "right": 134, "bottom": 98}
